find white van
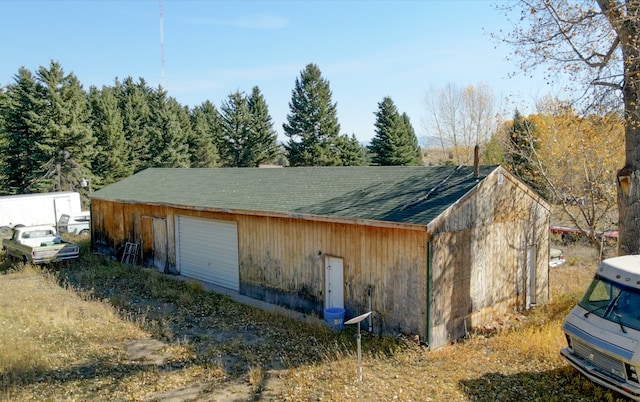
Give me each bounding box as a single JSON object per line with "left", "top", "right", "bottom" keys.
{"left": 561, "top": 255, "right": 640, "bottom": 400}
{"left": 57, "top": 211, "right": 90, "bottom": 237}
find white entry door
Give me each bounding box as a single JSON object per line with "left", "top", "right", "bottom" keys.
{"left": 324, "top": 256, "right": 344, "bottom": 309}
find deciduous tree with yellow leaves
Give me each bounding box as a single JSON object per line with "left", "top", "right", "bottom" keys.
{"left": 500, "top": 0, "right": 640, "bottom": 255}
{"left": 502, "top": 101, "right": 623, "bottom": 252}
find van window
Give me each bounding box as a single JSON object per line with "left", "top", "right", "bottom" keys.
{"left": 579, "top": 275, "right": 621, "bottom": 318}
{"left": 579, "top": 275, "right": 640, "bottom": 331}
{"left": 610, "top": 289, "right": 640, "bottom": 331}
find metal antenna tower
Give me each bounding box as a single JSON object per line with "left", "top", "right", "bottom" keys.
{"left": 159, "top": 0, "right": 166, "bottom": 88}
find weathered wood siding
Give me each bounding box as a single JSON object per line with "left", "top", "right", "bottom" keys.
{"left": 238, "top": 216, "right": 428, "bottom": 337}
{"left": 428, "top": 169, "right": 549, "bottom": 348}
{"left": 92, "top": 200, "right": 179, "bottom": 265}
{"left": 91, "top": 199, "right": 429, "bottom": 339}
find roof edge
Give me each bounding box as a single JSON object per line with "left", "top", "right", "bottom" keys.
{"left": 426, "top": 166, "right": 549, "bottom": 232}
{"left": 93, "top": 198, "right": 428, "bottom": 232}
{"left": 497, "top": 166, "right": 551, "bottom": 211}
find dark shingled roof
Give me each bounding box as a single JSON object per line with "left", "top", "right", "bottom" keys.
{"left": 93, "top": 166, "right": 499, "bottom": 226}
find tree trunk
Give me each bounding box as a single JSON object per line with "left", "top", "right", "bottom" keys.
{"left": 617, "top": 163, "right": 640, "bottom": 255}
{"left": 618, "top": 33, "right": 640, "bottom": 255}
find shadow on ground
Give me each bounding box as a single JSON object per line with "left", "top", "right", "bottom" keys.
{"left": 459, "top": 366, "right": 633, "bottom": 402}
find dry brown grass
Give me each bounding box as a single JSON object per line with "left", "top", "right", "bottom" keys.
{"left": 270, "top": 240, "right": 625, "bottom": 401}
{"left": 0, "top": 239, "right": 631, "bottom": 401}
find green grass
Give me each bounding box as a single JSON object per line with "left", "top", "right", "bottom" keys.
{"left": 0, "top": 239, "right": 630, "bottom": 401}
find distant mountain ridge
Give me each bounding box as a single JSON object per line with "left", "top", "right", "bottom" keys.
{"left": 418, "top": 136, "right": 453, "bottom": 149}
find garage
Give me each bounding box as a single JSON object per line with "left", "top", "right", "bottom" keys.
{"left": 175, "top": 215, "right": 239, "bottom": 291}
{"left": 91, "top": 166, "right": 550, "bottom": 349}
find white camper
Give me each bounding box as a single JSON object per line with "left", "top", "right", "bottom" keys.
{"left": 0, "top": 192, "right": 82, "bottom": 238}
{"left": 561, "top": 255, "right": 640, "bottom": 400}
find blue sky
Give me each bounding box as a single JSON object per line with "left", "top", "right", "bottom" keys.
{"left": 1, "top": 0, "right": 555, "bottom": 143}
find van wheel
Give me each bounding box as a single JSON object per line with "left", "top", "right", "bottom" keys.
{"left": 79, "top": 229, "right": 90, "bottom": 238}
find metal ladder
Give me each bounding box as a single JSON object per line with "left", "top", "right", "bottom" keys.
{"left": 121, "top": 242, "right": 139, "bottom": 265}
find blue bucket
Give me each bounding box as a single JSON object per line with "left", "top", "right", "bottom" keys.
{"left": 324, "top": 307, "right": 346, "bottom": 330}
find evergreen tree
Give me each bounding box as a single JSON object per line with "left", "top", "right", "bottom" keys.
{"left": 171, "top": 99, "right": 195, "bottom": 167}
{"left": 218, "top": 91, "right": 252, "bottom": 167}
{"left": 368, "top": 97, "right": 422, "bottom": 166}
{"left": 335, "top": 134, "right": 366, "bottom": 166}
{"left": 0, "top": 86, "right": 8, "bottom": 193}
{"left": 400, "top": 112, "right": 422, "bottom": 165}
{"left": 247, "top": 86, "right": 279, "bottom": 166}
{"left": 283, "top": 63, "right": 342, "bottom": 166}
{"left": 35, "top": 61, "right": 95, "bottom": 192}
{"left": 0, "top": 87, "right": 5, "bottom": 130}
{"left": 147, "top": 89, "right": 191, "bottom": 168}
{"left": 219, "top": 88, "right": 279, "bottom": 167}
{"left": 189, "top": 101, "right": 221, "bottom": 167}
{"left": 88, "top": 85, "right": 132, "bottom": 187}
{"left": 505, "top": 110, "right": 546, "bottom": 197}
{"left": 117, "top": 77, "right": 153, "bottom": 172}
{"left": 483, "top": 132, "right": 506, "bottom": 165}
{"left": 1, "top": 67, "right": 46, "bottom": 193}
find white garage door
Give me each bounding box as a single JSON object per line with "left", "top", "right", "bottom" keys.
{"left": 176, "top": 215, "right": 239, "bottom": 291}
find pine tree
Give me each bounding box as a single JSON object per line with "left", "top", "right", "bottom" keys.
{"left": 368, "top": 97, "right": 422, "bottom": 166}
{"left": 335, "top": 134, "right": 366, "bottom": 166}
{"left": 218, "top": 88, "right": 279, "bottom": 167}
{"left": 147, "top": 89, "right": 191, "bottom": 168}
{"left": 399, "top": 112, "right": 422, "bottom": 165}
{"left": 35, "top": 61, "right": 95, "bottom": 192}
{"left": 189, "top": 101, "right": 221, "bottom": 168}
{"left": 88, "top": 85, "right": 132, "bottom": 187}
{"left": 218, "top": 91, "right": 252, "bottom": 167}
{"left": 1, "top": 67, "right": 46, "bottom": 193}
{"left": 247, "top": 86, "right": 279, "bottom": 166}
{"left": 117, "top": 77, "right": 153, "bottom": 172}
{"left": 483, "top": 133, "right": 506, "bottom": 165}
{"left": 283, "top": 63, "right": 342, "bottom": 166}
{"left": 505, "top": 110, "right": 546, "bottom": 197}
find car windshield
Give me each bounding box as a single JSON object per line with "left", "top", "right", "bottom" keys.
{"left": 579, "top": 275, "right": 640, "bottom": 331}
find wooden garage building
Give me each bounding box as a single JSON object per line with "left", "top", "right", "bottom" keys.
{"left": 90, "top": 165, "right": 550, "bottom": 349}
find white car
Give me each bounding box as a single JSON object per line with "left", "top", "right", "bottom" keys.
{"left": 550, "top": 248, "right": 566, "bottom": 268}
{"left": 57, "top": 211, "right": 90, "bottom": 237}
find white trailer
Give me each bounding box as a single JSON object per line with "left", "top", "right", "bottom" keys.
{"left": 0, "top": 192, "right": 82, "bottom": 237}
